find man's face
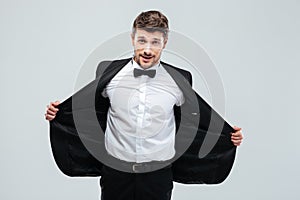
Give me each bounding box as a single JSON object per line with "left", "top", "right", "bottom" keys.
{"left": 131, "top": 28, "right": 167, "bottom": 69}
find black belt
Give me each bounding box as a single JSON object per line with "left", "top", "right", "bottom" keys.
{"left": 128, "top": 161, "right": 172, "bottom": 173}
{"left": 104, "top": 153, "right": 173, "bottom": 173}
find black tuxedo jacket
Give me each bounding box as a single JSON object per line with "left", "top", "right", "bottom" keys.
{"left": 50, "top": 58, "right": 236, "bottom": 184}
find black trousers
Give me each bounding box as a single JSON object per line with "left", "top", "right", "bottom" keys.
{"left": 100, "top": 164, "right": 173, "bottom": 200}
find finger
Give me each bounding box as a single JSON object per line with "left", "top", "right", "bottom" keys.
{"left": 232, "top": 139, "right": 242, "bottom": 146}
{"left": 49, "top": 102, "right": 58, "bottom": 107}
{"left": 231, "top": 136, "right": 243, "bottom": 142}
{"left": 51, "top": 101, "right": 60, "bottom": 106}
{"left": 231, "top": 131, "right": 238, "bottom": 136}
{"left": 48, "top": 104, "right": 59, "bottom": 112}
{"left": 231, "top": 132, "right": 243, "bottom": 138}
{"left": 46, "top": 109, "right": 56, "bottom": 116}
{"left": 231, "top": 134, "right": 242, "bottom": 140}
{"left": 231, "top": 138, "right": 242, "bottom": 143}
{"left": 231, "top": 130, "right": 243, "bottom": 137}
{"left": 49, "top": 106, "right": 59, "bottom": 112}
{"left": 47, "top": 107, "right": 58, "bottom": 114}
{"left": 231, "top": 137, "right": 242, "bottom": 142}
{"left": 45, "top": 114, "right": 55, "bottom": 121}
{"left": 46, "top": 112, "right": 55, "bottom": 120}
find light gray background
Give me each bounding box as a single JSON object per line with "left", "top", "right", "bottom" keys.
{"left": 1, "top": 0, "right": 299, "bottom": 199}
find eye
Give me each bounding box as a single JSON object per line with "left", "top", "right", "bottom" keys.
{"left": 138, "top": 39, "right": 146, "bottom": 43}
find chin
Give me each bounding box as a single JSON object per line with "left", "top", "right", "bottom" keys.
{"left": 140, "top": 63, "right": 153, "bottom": 69}
{"left": 138, "top": 60, "right": 153, "bottom": 69}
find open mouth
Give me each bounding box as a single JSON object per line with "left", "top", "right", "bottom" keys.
{"left": 141, "top": 55, "right": 153, "bottom": 63}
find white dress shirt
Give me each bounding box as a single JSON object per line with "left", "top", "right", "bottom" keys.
{"left": 102, "top": 58, "right": 184, "bottom": 163}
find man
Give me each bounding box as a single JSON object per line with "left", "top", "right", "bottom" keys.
{"left": 45, "top": 10, "right": 243, "bottom": 200}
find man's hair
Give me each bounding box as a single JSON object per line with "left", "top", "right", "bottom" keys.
{"left": 132, "top": 10, "right": 169, "bottom": 38}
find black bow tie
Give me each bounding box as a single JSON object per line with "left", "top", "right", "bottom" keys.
{"left": 133, "top": 68, "right": 156, "bottom": 78}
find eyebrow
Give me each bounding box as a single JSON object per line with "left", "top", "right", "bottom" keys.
{"left": 153, "top": 38, "right": 161, "bottom": 41}
{"left": 137, "top": 36, "right": 162, "bottom": 41}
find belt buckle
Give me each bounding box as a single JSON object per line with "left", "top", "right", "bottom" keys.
{"left": 132, "top": 163, "right": 143, "bottom": 172}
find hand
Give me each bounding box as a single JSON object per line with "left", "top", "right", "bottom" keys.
{"left": 231, "top": 126, "right": 243, "bottom": 146}
{"left": 45, "top": 101, "right": 60, "bottom": 121}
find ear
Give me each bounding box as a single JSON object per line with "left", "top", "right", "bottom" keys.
{"left": 131, "top": 33, "right": 135, "bottom": 46}
{"left": 162, "top": 37, "right": 168, "bottom": 49}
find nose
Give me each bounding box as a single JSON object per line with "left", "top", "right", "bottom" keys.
{"left": 143, "top": 45, "right": 152, "bottom": 55}
{"left": 143, "top": 49, "right": 151, "bottom": 56}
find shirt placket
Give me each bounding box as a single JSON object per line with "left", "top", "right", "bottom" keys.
{"left": 136, "top": 76, "right": 147, "bottom": 162}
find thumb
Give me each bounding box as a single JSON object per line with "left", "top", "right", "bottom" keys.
{"left": 53, "top": 100, "right": 60, "bottom": 106}
{"left": 233, "top": 126, "right": 242, "bottom": 131}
